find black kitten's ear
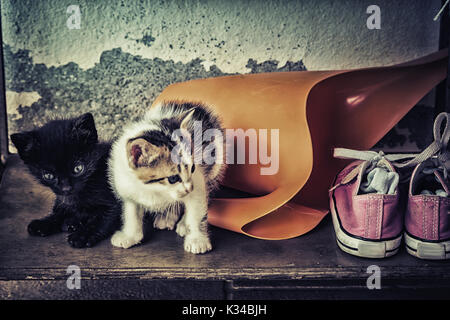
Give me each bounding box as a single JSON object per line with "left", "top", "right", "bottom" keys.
{"left": 72, "top": 113, "right": 98, "bottom": 145}
{"left": 10, "top": 132, "right": 36, "bottom": 158}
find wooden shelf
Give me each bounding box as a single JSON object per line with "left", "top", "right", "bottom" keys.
{"left": 1, "top": 155, "right": 450, "bottom": 299}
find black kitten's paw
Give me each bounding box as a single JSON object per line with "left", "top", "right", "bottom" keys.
{"left": 67, "top": 231, "right": 101, "bottom": 248}
{"left": 85, "top": 234, "right": 102, "bottom": 248}
{"left": 28, "top": 219, "right": 59, "bottom": 237}
{"left": 62, "top": 218, "right": 82, "bottom": 233}
{"left": 67, "top": 231, "right": 89, "bottom": 248}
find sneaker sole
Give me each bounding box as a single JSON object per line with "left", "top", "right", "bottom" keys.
{"left": 330, "top": 194, "right": 402, "bottom": 258}
{"left": 404, "top": 232, "right": 450, "bottom": 260}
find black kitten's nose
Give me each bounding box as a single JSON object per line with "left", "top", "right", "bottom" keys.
{"left": 61, "top": 186, "right": 72, "bottom": 194}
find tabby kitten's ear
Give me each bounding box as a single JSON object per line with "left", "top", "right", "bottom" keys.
{"left": 72, "top": 113, "right": 98, "bottom": 145}
{"left": 11, "top": 132, "right": 37, "bottom": 159}
{"left": 126, "top": 138, "right": 164, "bottom": 169}
{"left": 179, "top": 108, "right": 196, "bottom": 131}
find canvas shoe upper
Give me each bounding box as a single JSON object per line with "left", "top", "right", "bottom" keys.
{"left": 329, "top": 149, "right": 414, "bottom": 258}
{"left": 403, "top": 113, "right": 450, "bottom": 260}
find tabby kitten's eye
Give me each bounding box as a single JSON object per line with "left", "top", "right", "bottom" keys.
{"left": 73, "top": 163, "right": 85, "bottom": 176}
{"left": 42, "top": 171, "right": 55, "bottom": 181}
{"left": 191, "top": 164, "right": 195, "bottom": 173}
{"left": 168, "top": 174, "right": 181, "bottom": 184}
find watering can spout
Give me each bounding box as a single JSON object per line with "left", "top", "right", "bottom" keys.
{"left": 332, "top": 49, "right": 448, "bottom": 150}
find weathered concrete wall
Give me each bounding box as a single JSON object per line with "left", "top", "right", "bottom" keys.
{"left": 1, "top": 0, "right": 443, "bottom": 149}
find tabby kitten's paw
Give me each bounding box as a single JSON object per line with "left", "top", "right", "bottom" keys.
{"left": 153, "top": 214, "right": 177, "bottom": 230}
{"left": 184, "top": 234, "right": 212, "bottom": 254}
{"left": 175, "top": 220, "right": 188, "bottom": 237}
{"left": 110, "top": 230, "right": 143, "bottom": 249}
{"left": 28, "top": 219, "right": 59, "bottom": 237}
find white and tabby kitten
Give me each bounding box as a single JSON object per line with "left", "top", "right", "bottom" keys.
{"left": 108, "top": 101, "right": 225, "bottom": 254}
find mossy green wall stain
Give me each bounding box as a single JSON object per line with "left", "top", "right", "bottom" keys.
{"left": 3, "top": 45, "right": 306, "bottom": 141}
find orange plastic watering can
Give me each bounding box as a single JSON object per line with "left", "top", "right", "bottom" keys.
{"left": 152, "top": 50, "right": 448, "bottom": 240}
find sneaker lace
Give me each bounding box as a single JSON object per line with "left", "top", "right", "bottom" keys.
{"left": 333, "top": 112, "right": 450, "bottom": 180}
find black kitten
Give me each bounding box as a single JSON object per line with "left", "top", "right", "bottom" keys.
{"left": 10, "top": 113, "right": 121, "bottom": 248}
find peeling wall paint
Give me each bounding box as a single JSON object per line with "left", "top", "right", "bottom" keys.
{"left": 5, "top": 91, "right": 41, "bottom": 120}
{"left": 0, "top": 0, "right": 443, "bottom": 150}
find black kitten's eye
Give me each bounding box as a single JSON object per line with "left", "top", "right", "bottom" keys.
{"left": 73, "top": 163, "right": 85, "bottom": 176}
{"left": 168, "top": 174, "right": 181, "bottom": 184}
{"left": 42, "top": 171, "right": 55, "bottom": 181}
{"left": 191, "top": 164, "right": 195, "bottom": 173}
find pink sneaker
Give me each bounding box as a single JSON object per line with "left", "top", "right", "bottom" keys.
{"left": 403, "top": 112, "right": 450, "bottom": 260}
{"left": 329, "top": 149, "right": 408, "bottom": 258}
{"left": 405, "top": 160, "right": 450, "bottom": 260}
